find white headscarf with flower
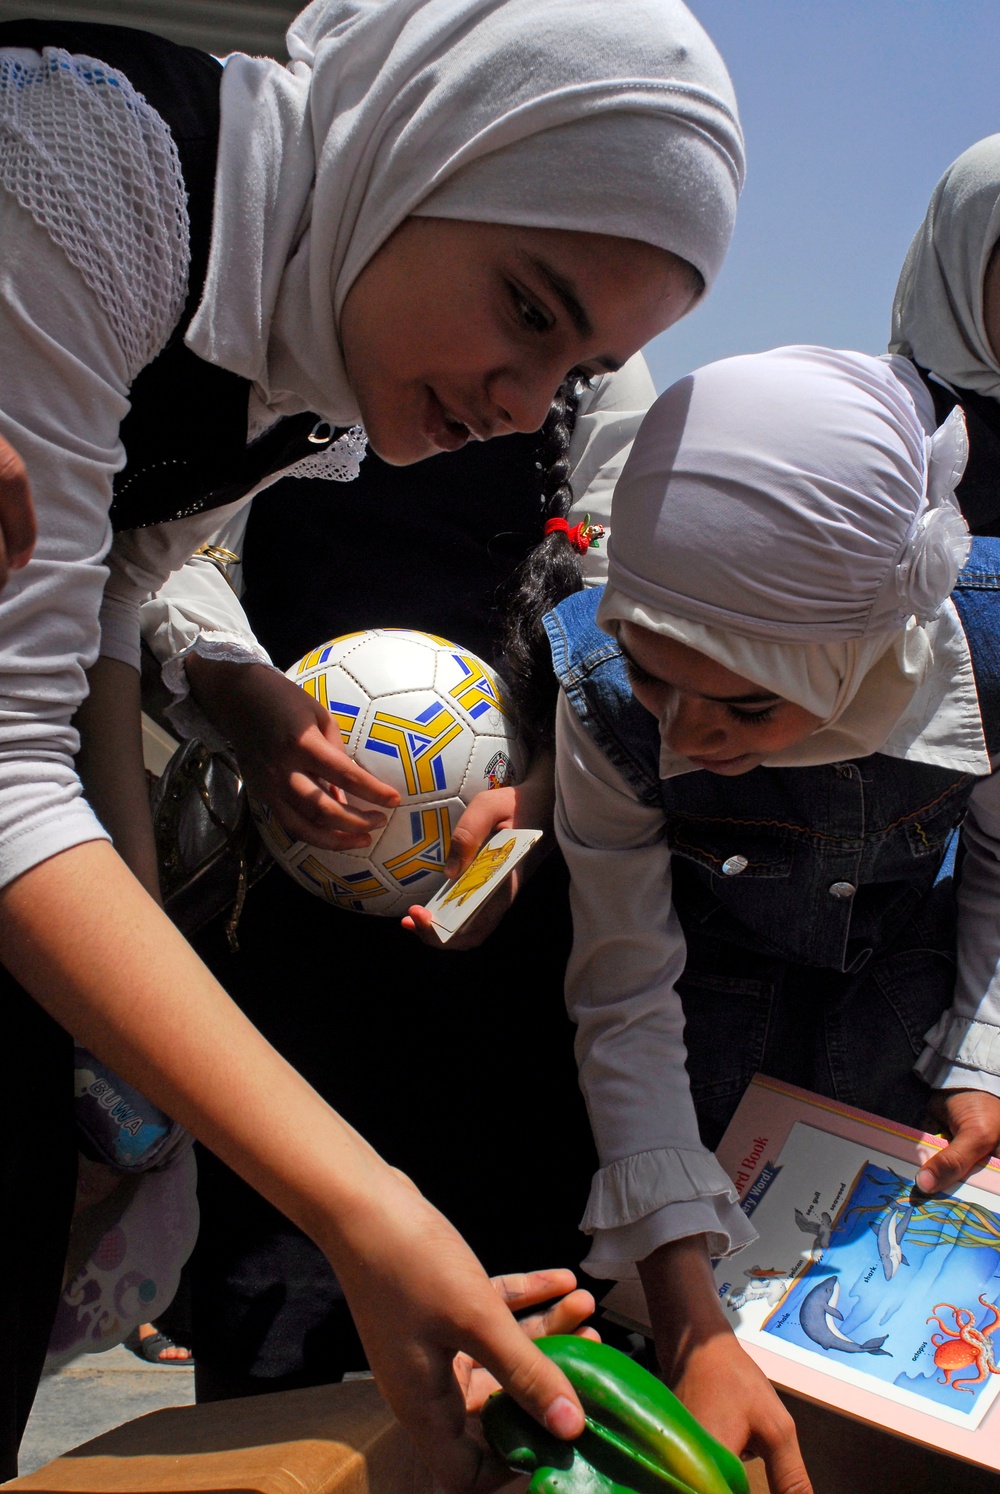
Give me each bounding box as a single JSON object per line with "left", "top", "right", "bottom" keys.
{"left": 599, "top": 346, "right": 974, "bottom": 769}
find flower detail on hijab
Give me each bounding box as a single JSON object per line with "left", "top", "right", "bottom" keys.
{"left": 895, "top": 405, "right": 971, "bottom": 622}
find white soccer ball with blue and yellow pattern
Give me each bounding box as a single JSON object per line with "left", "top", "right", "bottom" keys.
{"left": 250, "top": 629, "right": 526, "bottom": 916}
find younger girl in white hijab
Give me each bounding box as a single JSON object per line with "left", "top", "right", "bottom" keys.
{"left": 0, "top": 0, "right": 744, "bottom": 1480}
{"left": 890, "top": 134, "right": 1000, "bottom": 533}
{"left": 547, "top": 345, "right": 1000, "bottom": 1490}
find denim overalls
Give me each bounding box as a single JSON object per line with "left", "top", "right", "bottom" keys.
{"left": 546, "top": 537, "right": 1000, "bottom": 1146}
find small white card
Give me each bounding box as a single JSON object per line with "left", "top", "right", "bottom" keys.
{"left": 424, "top": 829, "right": 543, "bottom": 941}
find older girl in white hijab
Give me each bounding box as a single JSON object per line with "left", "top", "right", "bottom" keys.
{"left": 890, "top": 134, "right": 1000, "bottom": 534}
{"left": 0, "top": 1, "right": 744, "bottom": 1480}
{"left": 547, "top": 345, "right": 1000, "bottom": 1492}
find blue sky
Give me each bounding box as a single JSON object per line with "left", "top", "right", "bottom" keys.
{"left": 644, "top": 1, "right": 999, "bottom": 392}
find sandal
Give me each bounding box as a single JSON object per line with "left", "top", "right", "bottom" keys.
{"left": 124, "top": 1325, "right": 194, "bottom": 1366}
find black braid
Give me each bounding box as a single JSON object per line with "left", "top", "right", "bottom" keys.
{"left": 500, "top": 375, "right": 585, "bottom": 750}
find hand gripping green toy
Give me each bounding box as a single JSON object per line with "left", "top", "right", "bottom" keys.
{"left": 481, "top": 1335, "right": 748, "bottom": 1494}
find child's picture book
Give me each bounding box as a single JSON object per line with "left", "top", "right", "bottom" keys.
{"left": 601, "top": 1075, "right": 1000, "bottom": 1469}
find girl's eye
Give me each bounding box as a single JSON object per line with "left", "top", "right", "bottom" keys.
{"left": 727, "top": 704, "right": 777, "bottom": 725}
{"left": 508, "top": 282, "right": 551, "bottom": 334}
{"left": 624, "top": 657, "right": 659, "bottom": 689}
{"left": 567, "top": 364, "right": 596, "bottom": 389}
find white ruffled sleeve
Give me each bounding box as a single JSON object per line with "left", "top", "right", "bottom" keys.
{"left": 139, "top": 506, "right": 276, "bottom": 745}
{"left": 916, "top": 757, "right": 1000, "bottom": 1098}
{"left": 565, "top": 352, "right": 656, "bottom": 587}
{"left": 554, "top": 694, "right": 755, "bottom": 1278}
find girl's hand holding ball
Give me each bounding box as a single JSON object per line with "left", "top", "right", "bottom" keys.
{"left": 184, "top": 655, "right": 399, "bottom": 849}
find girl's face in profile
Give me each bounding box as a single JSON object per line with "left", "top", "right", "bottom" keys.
{"left": 619, "top": 623, "right": 824, "bottom": 776}
{"left": 339, "top": 218, "right": 699, "bottom": 465}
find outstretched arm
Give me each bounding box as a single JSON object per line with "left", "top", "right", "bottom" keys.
{"left": 916, "top": 765, "right": 1000, "bottom": 1191}
{"left": 639, "top": 1236, "right": 811, "bottom": 1494}
{"left": 0, "top": 840, "right": 584, "bottom": 1490}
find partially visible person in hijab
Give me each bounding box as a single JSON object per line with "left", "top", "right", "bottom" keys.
{"left": 545, "top": 344, "right": 1000, "bottom": 1492}
{"left": 890, "top": 135, "right": 1000, "bottom": 533}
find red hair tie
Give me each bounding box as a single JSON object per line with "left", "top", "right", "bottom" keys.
{"left": 544, "top": 513, "right": 605, "bottom": 554}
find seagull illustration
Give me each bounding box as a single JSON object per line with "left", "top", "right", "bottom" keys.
{"left": 794, "top": 1209, "right": 833, "bottom": 1257}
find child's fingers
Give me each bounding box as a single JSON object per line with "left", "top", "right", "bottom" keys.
{"left": 309, "top": 730, "right": 400, "bottom": 808}
{"left": 917, "top": 1090, "right": 1000, "bottom": 1193}
{"left": 489, "top": 1268, "right": 578, "bottom": 1312}
{"left": 401, "top": 905, "right": 443, "bottom": 943}
{"left": 517, "top": 1289, "right": 598, "bottom": 1342}
{"left": 917, "top": 1130, "right": 995, "bottom": 1193}
{"left": 445, "top": 789, "right": 515, "bottom": 878}
{"left": 271, "top": 774, "right": 385, "bottom": 847}
{"left": 758, "top": 1421, "right": 813, "bottom": 1494}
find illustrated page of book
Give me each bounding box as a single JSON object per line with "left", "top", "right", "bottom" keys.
{"left": 714, "top": 1121, "right": 1000, "bottom": 1430}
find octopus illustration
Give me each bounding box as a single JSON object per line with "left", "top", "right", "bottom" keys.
{"left": 926, "top": 1296, "right": 1000, "bottom": 1393}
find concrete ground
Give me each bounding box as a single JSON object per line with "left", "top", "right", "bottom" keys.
{"left": 18, "top": 1344, "right": 194, "bottom": 1478}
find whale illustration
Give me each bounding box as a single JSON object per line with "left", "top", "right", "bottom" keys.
{"left": 871, "top": 1205, "right": 912, "bottom": 1281}
{"left": 798, "top": 1276, "right": 891, "bottom": 1356}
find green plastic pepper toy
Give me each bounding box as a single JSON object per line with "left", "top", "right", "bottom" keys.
{"left": 481, "top": 1335, "right": 748, "bottom": 1494}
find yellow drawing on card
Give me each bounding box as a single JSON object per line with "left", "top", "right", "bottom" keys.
{"left": 442, "top": 836, "right": 517, "bottom": 907}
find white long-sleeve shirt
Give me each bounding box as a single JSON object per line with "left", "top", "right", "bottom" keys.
{"left": 0, "top": 47, "right": 356, "bottom": 889}
{"left": 554, "top": 630, "right": 1000, "bottom": 1281}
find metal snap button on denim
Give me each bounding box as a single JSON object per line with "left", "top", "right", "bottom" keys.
{"left": 829, "top": 880, "right": 857, "bottom": 899}
{"left": 722, "top": 855, "right": 748, "bottom": 876}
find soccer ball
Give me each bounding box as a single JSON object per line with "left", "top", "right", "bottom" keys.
{"left": 250, "top": 629, "right": 525, "bottom": 916}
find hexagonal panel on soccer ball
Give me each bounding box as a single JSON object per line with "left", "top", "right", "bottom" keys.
{"left": 291, "top": 662, "right": 372, "bottom": 756}
{"left": 353, "top": 689, "right": 475, "bottom": 802}
{"left": 285, "top": 842, "right": 408, "bottom": 916}
{"left": 432, "top": 644, "right": 513, "bottom": 735}
{"left": 285, "top": 630, "right": 375, "bottom": 687}
{"left": 371, "top": 796, "right": 466, "bottom": 902}
{"left": 337, "top": 629, "right": 441, "bottom": 699}
{"left": 461, "top": 732, "right": 527, "bottom": 797}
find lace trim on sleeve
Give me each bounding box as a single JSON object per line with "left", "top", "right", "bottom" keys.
{"left": 581, "top": 1192, "right": 757, "bottom": 1280}
{"left": 161, "top": 632, "right": 275, "bottom": 748}
{"left": 918, "top": 1012, "right": 1000, "bottom": 1079}
{"left": 916, "top": 1014, "right": 1000, "bottom": 1099}
{"left": 0, "top": 48, "right": 189, "bottom": 378}
{"left": 581, "top": 1145, "right": 740, "bottom": 1231}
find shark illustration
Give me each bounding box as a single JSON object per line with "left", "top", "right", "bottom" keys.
{"left": 871, "top": 1204, "right": 912, "bottom": 1281}
{"left": 798, "top": 1276, "right": 891, "bottom": 1356}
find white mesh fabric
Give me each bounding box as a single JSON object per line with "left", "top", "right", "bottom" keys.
{"left": 0, "top": 47, "right": 189, "bottom": 380}
{"left": 283, "top": 425, "right": 368, "bottom": 482}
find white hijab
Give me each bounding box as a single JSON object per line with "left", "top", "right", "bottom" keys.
{"left": 186, "top": 0, "right": 745, "bottom": 425}
{"left": 890, "top": 135, "right": 1000, "bottom": 400}
{"left": 599, "top": 346, "right": 972, "bottom": 769}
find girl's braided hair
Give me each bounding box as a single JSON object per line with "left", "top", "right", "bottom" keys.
{"left": 500, "top": 374, "right": 585, "bottom": 750}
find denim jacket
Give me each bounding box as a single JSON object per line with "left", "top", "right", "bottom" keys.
{"left": 547, "top": 539, "right": 1000, "bottom": 976}
{"left": 544, "top": 538, "right": 1000, "bottom": 1274}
